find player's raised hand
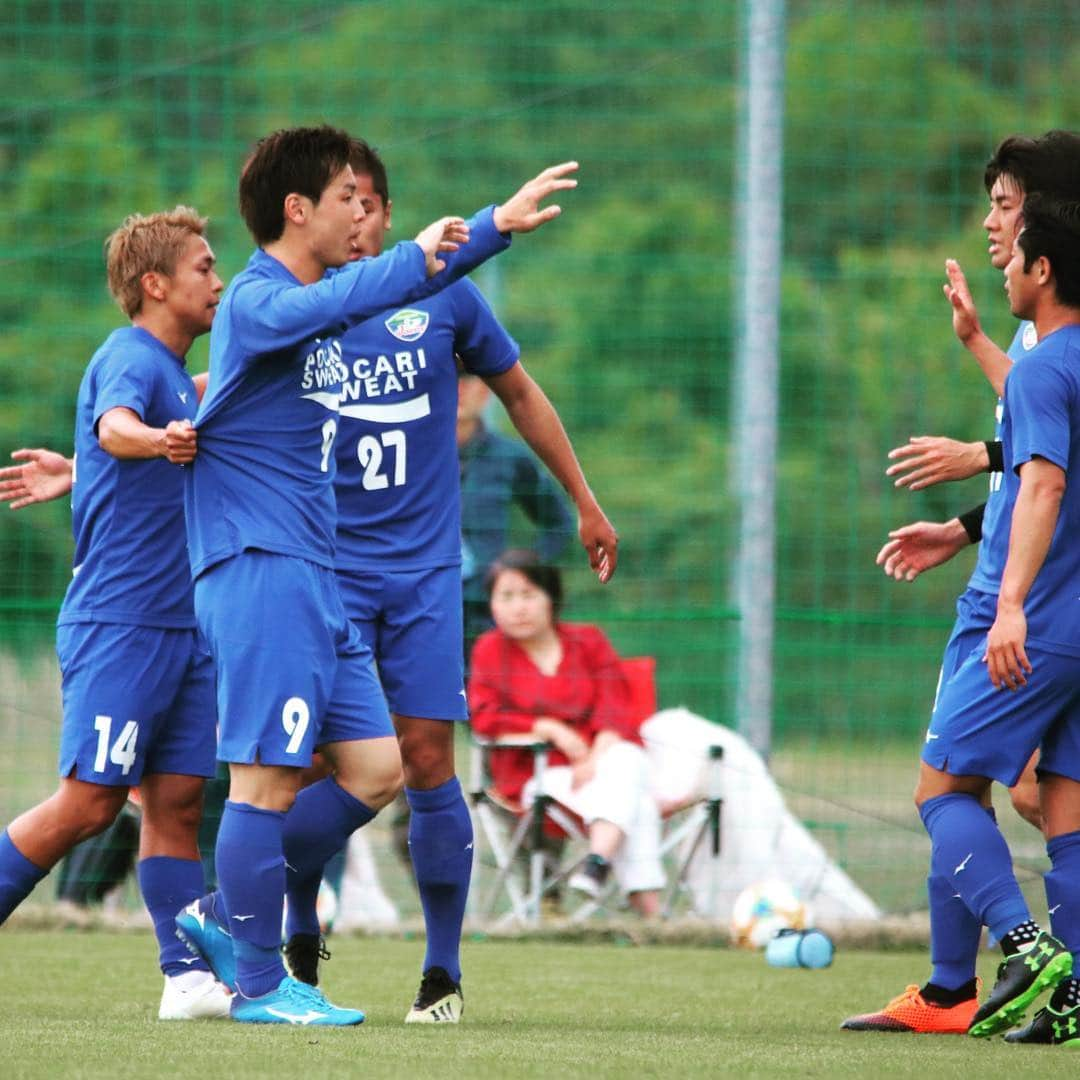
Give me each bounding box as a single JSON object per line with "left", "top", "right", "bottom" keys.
{"left": 493, "top": 162, "right": 579, "bottom": 234}
{"left": 579, "top": 502, "right": 618, "bottom": 584}
{"left": 163, "top": 419, "right": 197, "bottom": 465}
{"left": 414, "top": 216, "right": 470, "bottom": 277}
{"left": 943, "top": 259, "right": 983, "bottom": 345}
{"left": 875, "top": 520, "right": 970, "bottom": 582}
{"left": 886, "top": 435, "right": 989, "bottom": 490}
{"left": 0, "top": 448, "right": 73, "bottom": 509}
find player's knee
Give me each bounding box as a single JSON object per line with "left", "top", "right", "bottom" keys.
{"left": 72, "top": 791, "right": 126, "bottom": 838}
{"left": 367, "top": 762, "right": 405, "bottom": 808}
{"left": 398, "top": 729, "right": 454, "bottom": 789}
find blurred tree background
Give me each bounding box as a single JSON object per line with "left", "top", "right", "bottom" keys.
{"left": 2, "top": 0, "right": 1079, "bottom": 910}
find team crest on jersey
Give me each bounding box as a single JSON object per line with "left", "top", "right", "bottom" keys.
{"left": 385, "top": 309, "right": 429, "bottom": 342}
{"left": 1022, "top": 322, "right": 1038, "bottom": 351}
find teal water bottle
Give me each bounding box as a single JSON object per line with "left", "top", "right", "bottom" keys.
{"left": 764, "top": 928, "right": 835, "bottom": 969}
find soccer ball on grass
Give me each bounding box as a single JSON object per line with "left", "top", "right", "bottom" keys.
{"left": 729, "top": 879, "right": 810, "bottom": 949}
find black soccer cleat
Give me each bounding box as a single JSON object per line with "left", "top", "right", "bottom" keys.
{"left": 968, "top": 930, "right": 1072, "bottom": 1038}
{"left": 282, "top": 933, "right": 331, "bottom": 987}
{"left": 1004, "top": 982, "right": 1080, "bottom": 1046}
{"left": 404, "top": 966, "right": 464, "bottom": 1024}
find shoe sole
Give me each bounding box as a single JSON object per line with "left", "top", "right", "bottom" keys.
{"left": 969, "top": 951, "right": 1073, "bottom": 1038}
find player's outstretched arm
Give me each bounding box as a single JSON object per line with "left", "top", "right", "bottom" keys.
{"left": 413, "top": 216, "right": 470, "bottom": 278}
{"left": 485, "top": 362, "right": 618, "bottom": 583}
{"left": 98, "top": 407, "right": 197, "bottom": 465}
{"left": 0, "top": 448, "right": 73, "bottom": 509}
{"left": 885, "top": 435, "right": 990, "bottom": 490}
{"left": 943, "top": 259, "right": 1013, "bottom": 396}
{"left": 493, "top": 162, "right": 579, "bottom": 234}
{"left": 875, "top": 518, "right": 971, "bottom": 582}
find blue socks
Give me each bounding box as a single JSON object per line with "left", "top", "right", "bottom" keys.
{"left": 282, "top": 777, "right": 374, "bottom": 940}
{"left": 0, "top": 830, "right": 47, "bottom": 925}
{"left": 1046, "top": 829, "right": 1080, "bottom": 979}
{"left": 215, "top": 801, "right": 287, "bottom": 998}
{"left": 919, "top": 793, "right": 1030, "bottom": 943}
{"left": 407, "top": 777, "right": 473, "bottom": 984}
{"left": 926, "top": 806, "right": 996, "bottom": 989}
{"left": 137, "top": 855, "right": 210, "bottom": 977}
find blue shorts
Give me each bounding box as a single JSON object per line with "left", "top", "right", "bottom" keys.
{"left": 922, "top": 644, "right": 1080, "bottom": 786}
{"left": 336, "top": 565, "right": 468, "bottom": 722}
{"left": 930, "top": 587, "right": 999, "bottom": 713}
{"left": 56, "top": 623, "right": 217, "bottom": 786}
{"left": 195, "top": 551, "right": 394, "bottom": 766}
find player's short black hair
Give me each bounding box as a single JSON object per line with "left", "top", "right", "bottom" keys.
{"left": 1017, "top": 194, "right": 1080, "bottom": 308}
{"left": 985, "top": 130, "right": 1080, "bottom": 201}
{"left": 238, "top": 125, "right": 353, "bottom": 245}
{"left": 348, "top": 137, "right": 390, "bottom": 205}
{"left": 484, "top": 549, "right": 564, "bottom": 620}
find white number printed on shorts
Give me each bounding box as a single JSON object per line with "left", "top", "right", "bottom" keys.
{"left": 281, "top": 697, "right": 310, "bottom": 755}
{"left": 92, "top": 714, "right": 139, "bottom": 776}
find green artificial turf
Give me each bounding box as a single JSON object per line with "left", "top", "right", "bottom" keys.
{"left": 1, "top": 931, "right": 1077, "bottom": 1078}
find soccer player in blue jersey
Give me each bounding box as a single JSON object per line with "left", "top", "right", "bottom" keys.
{"left": 173, "top": 125, "right": 583, "bottom": 1026}
{"left": 844, "top": 132, "right": 1080, "bottom": 1036}
{"left": 271, "top": 138, "right": 617, "bottom": 1023}
{"left": 0, "top": 207, "right": 233, "bottom": 1021}
{"left": 916, "top": 196, "right": 1080, "bottom": 1047}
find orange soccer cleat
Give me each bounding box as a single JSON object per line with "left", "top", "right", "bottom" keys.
{"left": 840, "top": 984, "right": 978, "bottom": 1034}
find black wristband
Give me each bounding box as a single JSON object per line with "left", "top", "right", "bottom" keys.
{"left": 984, "top": 440, "right": 1003, "bottom": 473}
{"left": 958, "top": 503, "right": 986, "bottom": 544}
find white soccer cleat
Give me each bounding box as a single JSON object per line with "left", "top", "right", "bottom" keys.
{"left": 158, "top": 972, "right": 233, "bottom": 1021}
{"left": 404, "top": 967, "right": 464, "bottom": 1024}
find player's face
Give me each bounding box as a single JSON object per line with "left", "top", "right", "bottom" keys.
{"left": 984, "top": 175, "right": 1024, "bottom": 270}
{"left": 1003, "top": 233, "right": 1036, "bottom": 320}
{"left": 489, "top": 569, "right": 555, "bottom": 642}
{"left": 344, "top": 173, "right": 392, "bottom": 261}
{"left": 163, "top": 234, "right": 223, "bottom": 336}
{"left": 308, "top": 164, "right": 366, "bottom": 269}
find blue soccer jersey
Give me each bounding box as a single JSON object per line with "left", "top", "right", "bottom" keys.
{"left": 334, "top": 278, "right": 519, "bottom": 571}
{"left": 60, "top": 326, "right": 198, "bottom": 628}
{"left": 966, "top": 320, "right": 1038, "bottom": 594}
{"left": 186, "top": 208, "right": 510, "bottom": 578}
{"left": 998, "top": 322, "right": 1080, "bottom": 656}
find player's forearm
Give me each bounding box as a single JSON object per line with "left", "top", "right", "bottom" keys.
{"left": 503, "top": 385, "right": 594, "bottom": 509}
{"left": 410, "top": 207, "right": 510, "bottom": 298}
{"left": 998, "top": 479, "right": 1063, "bottom": 611}
{"left": 963, "top": 331, "right": 1013, "bottom": 397}
{"left": 97, "top": 409, "right": 170, "bottom": 460}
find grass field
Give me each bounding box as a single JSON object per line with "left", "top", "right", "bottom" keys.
{"left": 1, "top": 931, "right": 1078, "bottom": 1079}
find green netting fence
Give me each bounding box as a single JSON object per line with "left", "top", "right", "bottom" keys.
{"left": 2, "top": 0, "right": 1078, "bottom": 921}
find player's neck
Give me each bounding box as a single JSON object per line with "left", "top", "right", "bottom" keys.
{"left": 263, "top": 237, "right": 325, "bottom": 285}
{"left": 131, "top": 310, "right": 193, "bottom": 360}
{"left": 1032, "top": 299, "right": 1080, "bottom": 341}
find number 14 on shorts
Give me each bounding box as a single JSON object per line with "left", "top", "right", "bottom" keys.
{"left": 93, "top": 714, "right": 139, "bottom": 776}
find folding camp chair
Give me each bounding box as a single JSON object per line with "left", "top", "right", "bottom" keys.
{"left": 467, "top": 657, "right": 724, "bottom": 926}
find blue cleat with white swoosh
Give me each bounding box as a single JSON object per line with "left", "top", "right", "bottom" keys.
{"left": 230, "top": 976, "right": 365, "bottom": 1026}
{"left": 175, "top": 894, "right": 238, "bottom": 993}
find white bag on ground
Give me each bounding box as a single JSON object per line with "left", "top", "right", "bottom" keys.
{"left": 641, "top": 707, "right": 880, "bottom": 924}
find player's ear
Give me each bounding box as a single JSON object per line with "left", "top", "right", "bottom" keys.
{"left": 140, "top": 270, "right": 167, "bottom": 304}
{"left": 384, "top": 199, "right": 392, "bottom": 231}
{"left": 283, "top": 192, "right": 308, "bottom": 228}
{"left": 1031, "top": 254, "right": 1052, "bottom": 288}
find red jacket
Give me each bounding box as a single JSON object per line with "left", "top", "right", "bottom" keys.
{"left": 468, "top": 622, "right": 639, "bottom": 801}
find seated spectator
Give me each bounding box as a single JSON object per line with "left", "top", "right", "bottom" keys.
{"left": 468, "top": 550, "right": 663, "bottom": 916}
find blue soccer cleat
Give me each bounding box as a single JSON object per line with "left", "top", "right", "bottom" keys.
{"left": 230, "top": 976, "right": 365, "bottom": 1026}
{"left": 175, "top": 895, "right": 238, "bottom": 993}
